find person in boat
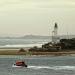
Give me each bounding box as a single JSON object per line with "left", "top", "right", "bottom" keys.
{"left": 15, "top": 61, "right": 27, "bottom": 67}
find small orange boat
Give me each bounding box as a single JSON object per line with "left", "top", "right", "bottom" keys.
{"left": 14, "top": 61, "right": 27, "bottom": 67}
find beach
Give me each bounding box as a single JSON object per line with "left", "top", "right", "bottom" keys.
{"left": 0, "top": 48, "right": 75, "bottom": 56}
{"left": 0, "top": 38, "right": 74, "bottom": 56}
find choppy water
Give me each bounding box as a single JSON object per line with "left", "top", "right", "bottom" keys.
{"left": 0, "top": 38, "right": 50, "bottom": 48}
{"left": 0, "top": 55, "right": 75, "bottom": 75}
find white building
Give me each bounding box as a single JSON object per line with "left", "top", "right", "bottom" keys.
{"left": 52, "top": 23, "right": 59, "bottom": 43}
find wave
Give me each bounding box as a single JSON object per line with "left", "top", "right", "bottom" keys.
{"left": 0, "top": 44, "right": 43, "bottom": 48}
{"left": 12, "top": 65, "right": 75, "bottom": 70}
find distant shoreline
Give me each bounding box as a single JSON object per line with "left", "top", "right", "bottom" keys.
{"left": 0, "top": 49, "right": 75, "bottom": 56}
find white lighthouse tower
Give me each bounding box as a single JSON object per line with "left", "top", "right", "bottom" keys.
{"left": 52, "top": 22, "right": 58, "bottom": 43}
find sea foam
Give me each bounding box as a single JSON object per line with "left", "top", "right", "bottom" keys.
{"left": 12, "top": 65, "right": 75, "bottom": 70}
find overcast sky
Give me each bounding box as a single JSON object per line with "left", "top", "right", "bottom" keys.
{"left": 0, "top": 0, "right": 75, "bottom": 36}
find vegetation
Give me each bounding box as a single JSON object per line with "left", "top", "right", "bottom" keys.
{"left": 29, "top": 38, "right": 75, "bottom": 52}
{"left": 0, "top": 38, "right": 75, "bottom": 55}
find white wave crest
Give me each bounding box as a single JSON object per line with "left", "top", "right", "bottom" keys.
{"left": 0, "top": 44, "right": 42, "bottom": 48}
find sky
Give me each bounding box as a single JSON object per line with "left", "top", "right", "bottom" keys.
{"left": 0, "top": 0, "right": 75, "bottom": 36}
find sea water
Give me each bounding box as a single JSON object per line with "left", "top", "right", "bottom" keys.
{"left": 0, "top": 38, "right": 50, "bottom": 48}
{"left": 0, "top": 55, "right": 75, "bottom": 75}
{"left": 0, "top": 38, "right": 75, "bottom": 75}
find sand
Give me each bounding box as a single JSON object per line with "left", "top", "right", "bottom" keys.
{"left": 0, "top": 48, "right": 75, "bottom": 56}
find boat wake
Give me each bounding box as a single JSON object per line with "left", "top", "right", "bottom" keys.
{"left": 12, "top": 65, "right": 24, "bottom": 68}
{"left": 12, "top": 65, "right": 75, "bottom": 70}
{"left": 27, "top": 66, "right": 75, "bottom": 70}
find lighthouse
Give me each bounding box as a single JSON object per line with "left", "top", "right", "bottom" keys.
{"left": 52, "top": 22, "right": 58, "bottom": 43}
